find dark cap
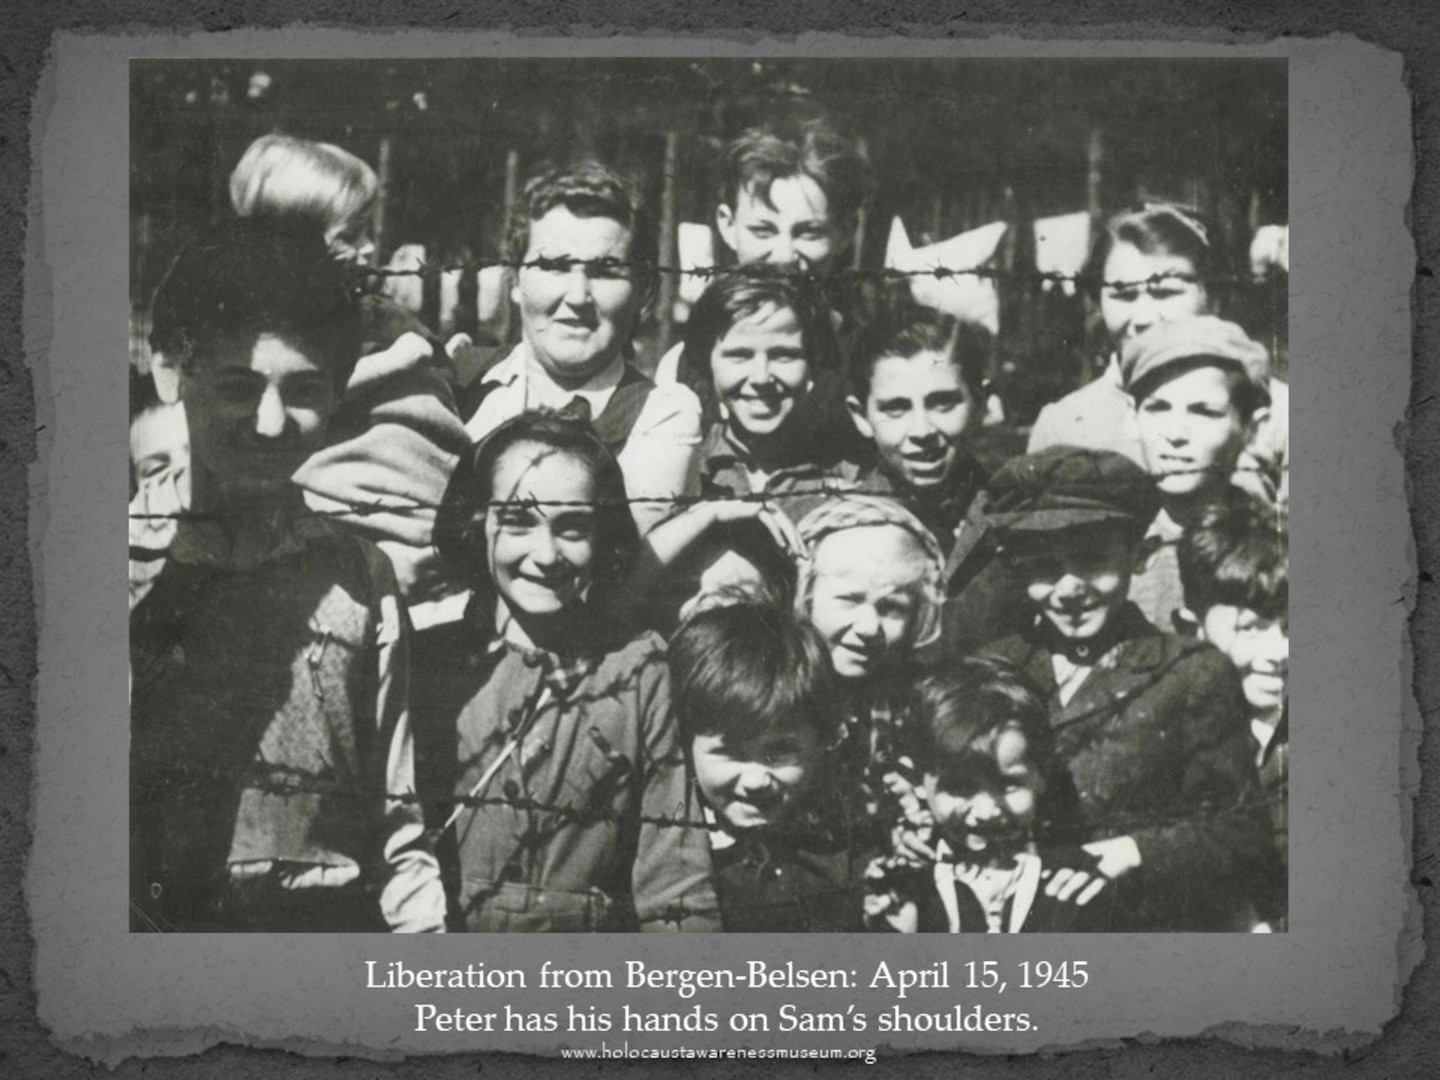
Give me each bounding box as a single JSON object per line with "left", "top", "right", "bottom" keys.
{"left": 1120, "top": 315, "right": 1271, "bottom": 398}
{"left": 984, "top": 446, "right": 1159, "bottom": 534}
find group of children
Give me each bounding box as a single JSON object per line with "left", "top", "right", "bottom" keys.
{"left": 128, "top": 118, "right": 1288, "bottom": 934}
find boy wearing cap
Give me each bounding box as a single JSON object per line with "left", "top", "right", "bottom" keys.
{"left": 1122, "top": 315, "right": 1275, "bottom": 631}
{"left": 980, "top": 446, "right": 1271, "bottom": 932}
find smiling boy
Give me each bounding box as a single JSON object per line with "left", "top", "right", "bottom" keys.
{"left": 669, "top": 600, "right": 863, "bottom": 932}
{"left": 1178, "top": 492, "right": 1289, "bottom": 930}
{"left": 131, "top": 222, "right": 445, "bottom": 932}
{"left": 843, "top": 295, "right": 1022, "bottom": 656}
{"left": 980, "top": 446, "right": 1272, "bottom": 931}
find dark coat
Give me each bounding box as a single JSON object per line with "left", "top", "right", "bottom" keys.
{"left": 983, "top": 606, "right": 1273, "bottom": 931}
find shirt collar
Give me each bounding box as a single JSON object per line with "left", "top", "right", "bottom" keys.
{"left": 1146, "top": 508, "right": 1185, "bottom": 544}
{"left": 491, "top": 340, "right": 625, "bottom": 414}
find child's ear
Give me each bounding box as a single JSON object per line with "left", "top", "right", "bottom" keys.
{"left": 715, "top": 204, "right": 739, "bottom": 255}
{"left": 845, "top": 395, "right": 875, "bottom": 440}
{"left": 149, "top": 350, "right": 183, "bottom": 406}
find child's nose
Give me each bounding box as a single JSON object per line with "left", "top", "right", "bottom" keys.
{"left": 966, "top": 791, "right": 1001, "bottom": 824}
{"left": 1128, "top": 292, "right": 1160, "bottom": 337}
{"left": 906, "top": 410, "right": 940, "bottom": 442}
{"left": 1051, "top": 572, "right": 1089, "bottom": 602}
{"left": 253, "top": 384, "right": 289, "bottom": 438}
{"left": 766, "top": 235, "right": 797, "bottom": 267}
{"left": 1255, "top": 623, "right": 1290, "bottom": 666}
{"left": 736, "top": 762, "right": 776, "bottom": 795}
{"left": 561, "top": 265, "right": 593, "bottom": 307}
{"left": 851, "top": 602, "right": 882, "bottom": 640}
{"left": 528, "top": 525, "right": 560, "bottom": 565}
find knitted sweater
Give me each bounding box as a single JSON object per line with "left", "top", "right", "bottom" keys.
{"left": 129, "top": 517, "right": 445, "bottom": 932}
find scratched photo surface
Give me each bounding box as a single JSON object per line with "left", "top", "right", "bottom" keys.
{"left": 127, "top": 57, "right": 1289, "bottom": 936}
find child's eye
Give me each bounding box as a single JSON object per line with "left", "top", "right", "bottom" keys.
{"left": 495, "top": 511, "right": 539, "bottom": 532}
{"left": 211, "top": 374, "right": 260, "bottom": 399}
{"left": 748, "top": 224, "right": 777, "bottom": 238}
{"left": 1189, "top": 404, "right": 1230, "bottom": 420}
{"left": 588, "top": 257, "right": 632, "bottom": 281}
{"left": 875, "top": 595, "right": 916, "bottom": 619}
{"left": 285, "top": 377, "right": 333, "bottom": 408}
{"left": 553, "top": 518, "right": 596, "bottom": 543}
{"left": 1105, "top": 287, "right": 1140, "bottom": 303}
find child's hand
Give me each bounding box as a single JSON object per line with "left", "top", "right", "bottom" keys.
{"left": 890, "top": 817, "right": 938, "bottom": 867}
{"left": 886, "top": 770, "right": 937, "bottom": 866}
{"left": 1042, "top": 836, "right": 1141, "bottom": 907}
{"left": 705, "top": 501, "right": 804, "bottom": 558}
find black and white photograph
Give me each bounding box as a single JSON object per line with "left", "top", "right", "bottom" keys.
{"left": 126, "top": 57, "right": 1290, "bottom": 937}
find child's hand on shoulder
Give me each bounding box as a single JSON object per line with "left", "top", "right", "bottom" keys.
{"left": 1042, "top": 835, "right": 1142, "bottom": 907}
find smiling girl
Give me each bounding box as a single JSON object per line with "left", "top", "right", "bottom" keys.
{"left": 681, "top": 265, "right": 854, "bottom": 523}
{"left": 417, "top": 410, "right": 718, "bottom": 932}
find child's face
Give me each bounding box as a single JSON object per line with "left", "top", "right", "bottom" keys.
{"left": 717, "top": 176, "right": 840, "bottom": 274}
{"left": 851, "top": 349, "right": 978, "bottom": 491}
{"left": 1200, "top": 605, "right": 1289, "bottom": 713}
{"left": 512, "top": 205, "right": 640, "bottom": 385}
{"left": 1100, "top": 242, "right": 1209, "bottom": 346}
{"left": 129, "top": 401, "right": 191, "bottom": 547}
{"left": 178, "top": 332, "right": 336, "bottom": 496}
{"left": 924, "top": 725, "right": 1042, "bottom": 858}
{"left": 1011, "top": 526, "right": 1140, "bottom": 643}
{"left": 130, "top": 401, "right": 190, "bottom": 493}
{"left": 485, "top": 443, "right": 599, "bottom": 618}
{"left": 807, "top": 524, "right": 928, "bottom": 680}
{"left": 710, "top": 303, "right": 810, "bottom": 442}
{"left": 1136, "top": 365, "right": 1250, "bottom": 499}
{"left": 691, "top": 725, "right": 820, "bottom": 831}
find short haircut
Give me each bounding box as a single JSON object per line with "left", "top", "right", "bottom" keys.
{"left": 723, "top": 118, "right": 870, "bottom": 229}
{"left": 229, "top": 133, "right": 378, "bottom": 235}
{"left": 1178, "top": 490, "right": 1288, "bottom": 621}
{"left": 1083, "top": 201, "right": 1218, "bottom": 300}
{"left": 669, "top": 600, "right": 839, "bottom": 748}
{"left": 503, "top": 161, "right": 656, "bottom": 294}
{"left": 679, "top": 264, "right": 837, "bottom": 424}
{"left": 909, "top": 658, "right": 1052, "bottom": 774}
{"left": 433, "top": 409, "right": 641, "bottom": 636}
{"left": 847, "top": 286, "right": 993, "bottom": 402}
{"left": 148, "top": 219, "right": 362, "bottom": 389}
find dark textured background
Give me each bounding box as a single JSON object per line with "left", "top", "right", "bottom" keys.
{"left": 3, "top": 2, "right": 1436, "bottom": 1076}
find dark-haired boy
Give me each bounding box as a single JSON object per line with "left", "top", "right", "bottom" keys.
{"left": 669, "top": 601, "right": 865, "bottom": 932}
{"left": 1178, "top": 492, "right": 1289, "bottom": 930}
{"left": 843, "top": 293, "right": 1022, "bottom": 656}
{"left": 980, "top": 446, "right": 1271, "bottom": 931}
{"left": 132, "top": 221, "right": 445, "bottom": 932}
{"left": 655, "top": 118, "right": 869, "bottom": 387}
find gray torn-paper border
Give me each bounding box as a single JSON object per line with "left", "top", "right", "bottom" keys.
{"left": 20, "top": 27, "right": 1420, "bottom": 1071}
